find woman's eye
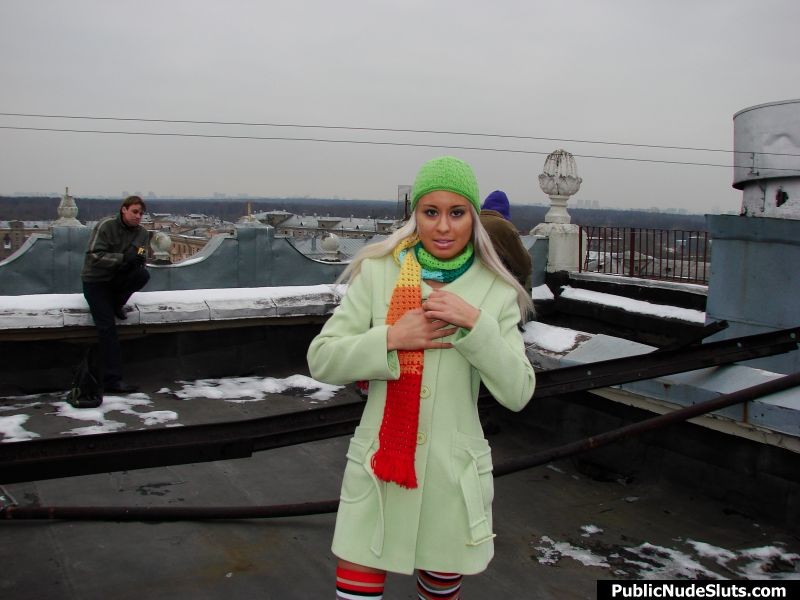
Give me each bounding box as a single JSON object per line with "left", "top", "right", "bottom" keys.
{"left": 451, "top": 209, "right": 465, "bottom": 217}
{"left": 425, "top": 209, "right": 438, "bottom": 217}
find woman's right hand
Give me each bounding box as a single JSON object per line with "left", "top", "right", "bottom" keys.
{"left": 386, "top": 307, "right": 458, "bottom": 351}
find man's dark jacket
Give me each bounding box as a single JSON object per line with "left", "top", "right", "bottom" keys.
{"left": 81, "top": 214, "right": 149, "bottom": 282}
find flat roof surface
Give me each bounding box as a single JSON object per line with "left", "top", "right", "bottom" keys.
{"left": 2, "top": 379, "right": 799, "bottom": 598}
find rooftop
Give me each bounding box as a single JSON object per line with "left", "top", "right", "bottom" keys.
{"left": 2, "top": 278, "right": 799, "bottom": 596}
{"left": 3, "top": 369, "right": 798, "bottom": 598}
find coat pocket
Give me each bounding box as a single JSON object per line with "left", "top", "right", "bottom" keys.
{"left": 453, "top": 431, "right": 496, "bottom": 546}
{"left": 340, "top": 426, "right": 379, "bottom": 504}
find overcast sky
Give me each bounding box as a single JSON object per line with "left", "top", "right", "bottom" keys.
{"left": 1, "top": 1, "right": 798, "bottom": 214}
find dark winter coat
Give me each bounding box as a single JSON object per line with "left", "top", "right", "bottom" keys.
{"left": 81, "top": 214, "right": 149, "bottom": 282}
{"left": 479, "top": 209, "right": 532, "bottom": 291}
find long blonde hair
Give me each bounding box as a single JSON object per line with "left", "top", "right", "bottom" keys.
{"left": 337, "top": 207, "right": 534, "bottom": 319}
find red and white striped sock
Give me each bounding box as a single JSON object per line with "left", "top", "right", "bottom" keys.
{"left": 416, "top": 570, "right": 463, "bottom": 599}
{"left": 335, "top": 566, "right": 386, "bottom": 599}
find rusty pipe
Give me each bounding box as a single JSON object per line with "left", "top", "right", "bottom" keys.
{"left": 494, "top": 370, "right": 800, "bottom": 477}
{"left": 1, "top": 499, "right": 339, "bottom": 521}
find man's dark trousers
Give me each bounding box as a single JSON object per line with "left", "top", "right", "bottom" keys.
{"left": 82, "top": 266, "right": 150, "bottom": 388}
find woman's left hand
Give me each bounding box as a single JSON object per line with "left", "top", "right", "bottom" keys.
{"left": 422, "top": 290, "right": 480, "bottom": 330}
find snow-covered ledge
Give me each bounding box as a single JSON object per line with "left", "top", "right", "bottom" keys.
{"left": 523, "top": 321, "right": 800, "bottom": 453}
{"left": 568, "top": 271, "right": 708, "bottom": 297}
{"left": 0, "top": 285, "right": 344, "bottom": 330}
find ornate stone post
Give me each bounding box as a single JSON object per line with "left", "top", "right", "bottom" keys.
{"left": 531, "top": 150, "right": 585, "bottom": 272}
{"left": 321, "top": 233, "right": 341, "bottom": 261}
{"left": 150, "top": 230, "right": 173, "bottom": 263}
{"left": 53, "top": 187, "right": 84, "bottom": 227}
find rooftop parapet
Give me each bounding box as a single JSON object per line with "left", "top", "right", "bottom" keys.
{"left": 0, "top": 223, "right": 348, "bottom": 296}
{"left": 0, "top": 284, "right": 342, "bottom": 335}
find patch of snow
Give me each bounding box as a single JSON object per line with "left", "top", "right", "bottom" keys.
{"left": 581, "top": 525, "right": 604, "bottom": 537}
{"left": 628, "top": 542, "right": 724, "bottom": 579}
{"left": 522, "top": 321, "right": 582, "bottom": 353}
{"left": 138, "top": 411, "right": 180, "bottom": 426}
{"left": 532, "top": 284, "right": 554, "bottom": 301}
{"left": 0, "top": 373, "right": 343, "bottom": 442}
{"left": 0, "top": 415, "right": 40, "bottom": 442}
{"left": 534, "top": 534, "right": 800, "bottom": 580}
{"left": 535, "top": 536, "right": 610, "bottom": 568}
{"left": 171, "top": 375, "right": 342, "bottom": 403}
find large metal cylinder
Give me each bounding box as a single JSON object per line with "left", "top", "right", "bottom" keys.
{"left": 733, "top": 99, "right": 800, "bottom": 219}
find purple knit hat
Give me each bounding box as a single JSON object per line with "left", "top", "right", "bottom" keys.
{"left": 482, "top": 190, "right": 511, "bottom": 220}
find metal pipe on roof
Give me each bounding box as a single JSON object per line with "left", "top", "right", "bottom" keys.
{"left": 494, "top": 370, "right": 800, "bottom": 478}
{"left": 3, "top": 371, "right": 798, "bottom": 521}
{"left": 0, "top": 500, "right": 339, "bottom": 521}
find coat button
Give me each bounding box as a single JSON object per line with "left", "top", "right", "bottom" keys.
{"left": 416, "top": 431, "right": 427, "bottom": 445}
{"left": 420, "top": 385, "right": 430, "bottom": 399}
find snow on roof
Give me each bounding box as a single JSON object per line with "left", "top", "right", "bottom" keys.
{"left": 0, "top": 285, "right": 342, "bottom": 329}
{"left": 560, "top": 285, "right": 705, "bottom": 323}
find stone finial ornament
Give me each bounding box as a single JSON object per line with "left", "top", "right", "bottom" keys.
{"left": 539, "top": 149, "right": 582, "bottom": 198}
{"left": 532, "top": 149, "right": 586, "bottom": 272}
{"left": 151, "top": 230, "right": 172, "bottom": 263}
{"left": 321, "top": 233, "right": 341, "bottom": 261}
{"left": 538, "top": 150, "right": 582, "bottom": 225}
{"left": 54, "top": 186, "right": 83, "bottom": 227}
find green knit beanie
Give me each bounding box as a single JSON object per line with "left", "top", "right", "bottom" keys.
{"left": 411, "top": 156, "right": 480, "bottom": 213}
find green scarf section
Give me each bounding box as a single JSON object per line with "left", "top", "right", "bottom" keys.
{"left": 413, "top": 242, "right": 474, "bottom": 283}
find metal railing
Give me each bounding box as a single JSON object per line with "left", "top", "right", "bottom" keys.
{"left": 579, "top": 226, "right": 710, "bottom": 284}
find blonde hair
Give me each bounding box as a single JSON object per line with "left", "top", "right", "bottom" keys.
{"left": 337, "top": 207, "right": 534, "bottom": 319}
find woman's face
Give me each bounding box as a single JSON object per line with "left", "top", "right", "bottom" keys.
{"left": 414, "top": 190, "right": 474, "bottom": 260}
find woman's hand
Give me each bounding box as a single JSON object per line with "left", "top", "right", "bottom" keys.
{"left": 422, "top": 290, "right": 480, "bottom": 330}
{"left": 386, "top": 307, "right": 458, "bottom": 351}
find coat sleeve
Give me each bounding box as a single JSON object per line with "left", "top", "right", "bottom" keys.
{"left": 451, "top": 285, "right": 535, "bottom": 411}
{"left": 307, "top": 259, "right": 401, "bottom": 385}
{"left": 84, "top": 219, "right": 125, "bottom": 277}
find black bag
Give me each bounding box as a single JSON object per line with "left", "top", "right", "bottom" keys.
{"left": 67, "top": 346, "right": 103, "bottom": 408}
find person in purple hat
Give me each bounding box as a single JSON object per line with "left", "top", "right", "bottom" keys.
{"left": 479, "top": 190, "right": 532, "bottom": 292}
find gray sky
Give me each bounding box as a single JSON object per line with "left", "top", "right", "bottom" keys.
{"left": 1, "top": 1, "right": 798, "bottom": 214}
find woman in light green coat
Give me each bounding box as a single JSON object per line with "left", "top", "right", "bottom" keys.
{"left": 307, "top": 156, "right": 535, "bottom": 600}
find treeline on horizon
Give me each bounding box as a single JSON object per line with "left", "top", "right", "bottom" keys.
{"left": 0, "top": 195, "right": 709, "bottom": 232}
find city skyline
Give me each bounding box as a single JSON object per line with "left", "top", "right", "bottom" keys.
{"left": 2, "top": 1, "right": 799, "bottom": 214}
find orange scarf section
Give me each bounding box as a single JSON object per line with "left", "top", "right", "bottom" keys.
{"left": 370, "top": 236, "right": 424, "bottom": 489}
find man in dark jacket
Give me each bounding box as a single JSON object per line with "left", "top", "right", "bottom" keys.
{"left": 81, "top": 196, "right": 150, "bottom": 393}
{"left": 479, "top": 190, "right": 532, "bottom": 292}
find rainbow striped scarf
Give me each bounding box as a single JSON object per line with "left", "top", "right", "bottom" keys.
{"left": 369, "top": 236, "right": 474, "bottom": 488}
{"left": 370, "top": 236, "right": 425, "bottom": 488}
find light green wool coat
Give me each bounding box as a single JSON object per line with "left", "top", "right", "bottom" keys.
{"left": 307, "top": 254, "right": 535, "bottom": 575}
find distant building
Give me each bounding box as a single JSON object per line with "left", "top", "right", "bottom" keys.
{"left": 0, "top": 220, "right": 49, "bottom": 260}
{"left": 166, "top": 233, "right": 210, "bottom": 263}
{"left": 251, "top": 210, "right": 398, "bottom": 239}
{"left": 141, "top": 213, "right": 234, "bottom": 263}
